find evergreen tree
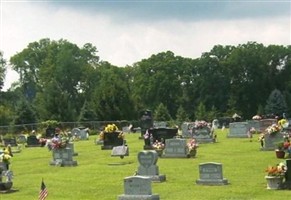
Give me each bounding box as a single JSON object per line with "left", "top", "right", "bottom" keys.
{"left": 264, "top": 89, "right": 288, "bottom": 116}
{"left": 195, "top": 102, "right": 207, "bottom": 121}
{"left": 154, "top": 103, "right": 172, "bottom": 121}
{"left": 175, "top": 105, "right": 189, "bottom": 126}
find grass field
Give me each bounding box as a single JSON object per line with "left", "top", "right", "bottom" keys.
{"left": 1, "top": 129, "right": 290, "bottom": 200}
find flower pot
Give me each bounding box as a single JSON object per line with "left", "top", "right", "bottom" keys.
{"left": 275, "top": 150, "right": 285, "bottom": 159}
{"left": 155, "top": 149, "right": 164, "bottom": 157}
{"left": 265, "top": 176, "right": 283, "bottom": 189}
{"left": 187, "top": 149, "right": 197, "bottom": 158}
{"left": 0, "top": 181, "right": 13, "bottom": 191}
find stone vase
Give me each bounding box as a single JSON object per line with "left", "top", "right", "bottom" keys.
{"left": 0, "top": 181, "right": 13, "bottom": 191}
{"left": 187, "top": 149, "right": 197, "bottom": 158}
{"left": 275, "top": 150, "right": 285, "bottom": 159}
{"left": 265, "top": 176, "right": 283, "bottom": 189}
{"left": 155, "top": 149, "right": 164, "bottom": 157}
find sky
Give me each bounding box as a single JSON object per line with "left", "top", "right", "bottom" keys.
{"left": 1, "top": 0, "right": 290, "bottom": 91}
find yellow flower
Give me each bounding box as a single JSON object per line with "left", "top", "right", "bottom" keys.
{"left": 0, "top": 152, "right": 11, "bottom": 163}
{"left": 278, "top": 119, "right": 289, "bottom": 128}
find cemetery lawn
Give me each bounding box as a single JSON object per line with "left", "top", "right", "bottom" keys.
{"left": 4, "top": 129, "right": 290, "bottom": 200}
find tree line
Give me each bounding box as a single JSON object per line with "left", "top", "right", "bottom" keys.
{"left": 0, "top": 39, "right": 290, "bottom": 127}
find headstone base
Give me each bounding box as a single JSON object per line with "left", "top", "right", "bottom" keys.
{"left": 49, "top": 160, "right": 78, "bottom": 167}
{"left": 260, "top": 147, "right": 275, "bottom": 151}
{"left": 227, "top": 135, "right": 248, "bottom": 138}
{"left": 195, "top": 138, "right": 215, "bottom": 143}
{"left": 118, "top": 194, "right": 160, "bottom": 200}
{"left": 163, "top": 154, "right": 188, "bottom": 158}
{"left": 25, "top": 144, "right": 40, "bottom": 147}
{"left": 196, "top": 178, "right": 228, "bottom": 185}
{"left": 95, "top": 140, "right": 104, "bottom": 145}
{"left": 101, "top": 145, "right": 115, "bottom": 150}
{"left": 149, "top": 175, "right": 166, "bottom": 182}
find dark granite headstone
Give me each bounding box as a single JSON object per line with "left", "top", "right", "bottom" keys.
{"left": 101, "top": 132, "right": 124, "bottom": 150}
{"left": 2, "top": 138, "right": 17, "bottom": 147}
{"left": 144, "top": 128, "right": 178, "bottom": 149}
{"left": 26, "top": 135, "right": 40, "bottom": 147}
{"left": 45, "top": 127, "right": 55, "bottom": 138}
{"left": 140, "top": 110, "right": 154, "bottom": 138}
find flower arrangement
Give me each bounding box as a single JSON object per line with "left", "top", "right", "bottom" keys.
{"left": 152, "top": 140, "right": 165, "bottom": 150}
{"left": 265, "top": 161, "right": 287, "bottom": 177}
{"left": 47, "top": 135, "right": 70, "bottom": 151}
{"left": 278, "top": 119, "right": 289, "bottom": 129}
{"left": 265, "top": 123, "right": 281, "bottom": 135}
{"left": 99, "top": 124, "right": 124, "bottom": 141}
{"left": 0, "top": 149, "right": 12, "bottom": 164}
{"left": 187, "top": 138, "right": 199, "bottom": 152}
{"left": 39, "top": 138, "right": 48, "bottom": 147}
{"left": 143, "top": 129, "right": 153, "bottom": 140}
{"left": 194, "top": 120, "right": 209, "bottom": 129}
{"left": 252, "top": 115, "right": 262, "bottom": 120}
{"left": 104, "top": 124, "right": 119, "bottom": 133}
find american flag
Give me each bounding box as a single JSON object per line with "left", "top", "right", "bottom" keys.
{"left": 39, "top": 179, "right": 48, "bottom": 200}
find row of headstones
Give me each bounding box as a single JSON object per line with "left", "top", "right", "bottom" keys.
{"left": 118, "top": 150, "right": 228, "bottom": 199}
{"left": 110, "top": 138, "right": 196, "bottom": 158}
{"left": 1, "top": 127, "right": 90, "bottom": 148}
{"left": 181, "top": 119, "right": 281, "bottom": 139}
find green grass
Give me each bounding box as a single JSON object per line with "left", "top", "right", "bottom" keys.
{"left": 2, "top": 129, "right": 290, "bottom": 200}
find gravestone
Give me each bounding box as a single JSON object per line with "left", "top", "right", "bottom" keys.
{"left": 137, "top": 151, "right": 166, "bottom": 182}
{"left": 154, "top": 121, "right": 167, "bottom": 128}
{"left": 144, "top": 128, "right": 178, "bottom": 149}
{"left": 67, "top": 142, "right": 78, "bottom": 156}
{"left": 79, "top": 128, "right": 89, "bottom": 140}
{"left": 181, "top": 122, "right": 195, "bottom": 138}
{"left": 111, "top": 145, "right": 129, "bottom": 158}
{"left": 227, "top": 122, "right": 249, "bottom": 138}
{"left": 0, "top": 162, "right": 8, "bottom": 171}
{"left": 2, "top": 138, "right": 17, "bottom": 147}
{"left": 45, "top": 127, "right": 55, "bottom": 138}
{"left": 122, "top": 126, "right": 130, "bottom": 133}
{"left": 282, "top": 159, "right": 291, "bottom": 189}
{"left": 26, "top": 135, "right": 40, "bottom": 147}
{"left": 101, "top": 131, "right": 124, "bottom": 150}
{"left": 259, "top": 119, "right": 277, "bottom": 132}
{"left": 71, "top": 127, "right": 89, "bottom": 140}
{"left": 140, "top": 110, "right": 154, "bottom": 139}
{"left": 246, "top": 120, "right": 260, "bottom": 132}
{"left": 212, "top": 119, "right": 219, "bottom": 130}
{"left": 50, "top": 147, "right": 78, "bottom": 167}
{"left": 261, "top": 133, "right": 284, "bottom": 151}
{"left": 196, "top": 162, "right": 228, "bottom": 185}
{"left": 163, "top": 138, "right": 188, "bottom": 158}
{"left": 118, "top": 176, "right": 160, "bottom": 200}
{"left": 17, "top": 135, "right": 27, "bottom": 144}
{"left": 192, "top": 127, "right": 215, "bottom": 143}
